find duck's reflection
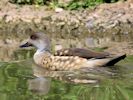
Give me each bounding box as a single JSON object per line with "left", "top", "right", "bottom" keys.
{"left": 31, "top": 64, "right": 101, "bottom": 84}
{"left": 28, "top": 63, "right": 118, "bottom": 95}
{"left": 28, "top": 77, "right": 51, "bottom": 95}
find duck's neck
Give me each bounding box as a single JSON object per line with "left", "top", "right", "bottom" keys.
{"left": 34, "top": 48, "right": 51, "bottom": 65}
{"left": 35, "top": 48, "right": 50, "bottom": 55}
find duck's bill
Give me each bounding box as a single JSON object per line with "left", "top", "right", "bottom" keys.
{"left": 19, "top": 42, "right": 33, "bottom": 48}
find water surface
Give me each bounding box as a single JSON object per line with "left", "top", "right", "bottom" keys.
{"left": 0, "top": 54, "right": 133, "bottom": 100}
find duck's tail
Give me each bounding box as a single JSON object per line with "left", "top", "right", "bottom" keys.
{"left": 105, "top": 54, "right": 126, "bottom": 66}
{"left": 86, "top": 54, "right": 126, "bottom": 67}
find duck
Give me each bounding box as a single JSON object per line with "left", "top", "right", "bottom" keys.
{"left": 20, "top": 32, "right": 126, "bottom": 71}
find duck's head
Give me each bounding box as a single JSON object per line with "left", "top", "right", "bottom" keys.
{"left": 20, "top": 32, "right": 51, "bottom": 51}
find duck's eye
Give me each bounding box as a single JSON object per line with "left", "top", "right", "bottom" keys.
{"left": 30, "top": 34, "right": 38, "bottom": 40}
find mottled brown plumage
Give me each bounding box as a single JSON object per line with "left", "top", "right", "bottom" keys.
{"left": 34, "top": 52, "right": 89, "bottom": 71}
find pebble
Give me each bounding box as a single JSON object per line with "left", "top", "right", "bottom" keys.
{"left": 55, "top": 7, "right": 64, "bottom": 13}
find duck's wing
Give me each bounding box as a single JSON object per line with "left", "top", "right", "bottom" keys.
{"left": 41, "top": 54, "right": 126, "bottom": 71}
{"left": 54, "top": 48, "right": 110, "bottom": 59}
{"left": 85, "top": 54, "right": 126, "bottom": 67}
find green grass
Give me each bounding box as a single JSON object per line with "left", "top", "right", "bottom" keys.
{"left": 9, "top": 0, "right": 120, "bottom": 10}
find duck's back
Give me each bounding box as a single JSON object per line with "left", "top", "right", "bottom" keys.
{"left": 34, "top": 51, "right": 88, "bottom": 71}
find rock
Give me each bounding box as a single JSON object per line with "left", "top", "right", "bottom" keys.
{"left": 55, "top": 44, "right": 63, "bottom": 51}
{"left": 127, "top": 0, "right": 133, "bottom": 3}
{"left": 86, "top": 18, "right": 95, "bottom": 30}
{"left": 58, "top": 0, "right": 72, "bottom": 5}
{"left": 55, "top": 7, "right": 64, "bottom": 13}
{"left": 5, "top": 15, "right": 13, "bottom": 22}
{"left": 85, "top": 37, "right": 96, "bottom": 47}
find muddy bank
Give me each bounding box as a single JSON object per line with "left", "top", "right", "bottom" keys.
{"left": 86, "top": 1, "right": 133, "bottom": 41}
{"left": 0, "top": 0, "right": 133, "bottom": 61}
{"left": 0, "top": 1, "right": 133, "bottom": 39}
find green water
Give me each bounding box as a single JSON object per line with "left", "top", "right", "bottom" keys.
{"left": 0, "top": 53, "right": 133, "bottom": 100}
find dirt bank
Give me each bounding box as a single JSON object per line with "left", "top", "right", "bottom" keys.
{"left": 0, "top": 0, "right": 133, "bottom": 39}
{"left": 0, "top": 0, "right": 133, "bottom": 61}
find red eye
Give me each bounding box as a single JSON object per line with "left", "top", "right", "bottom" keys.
{"left": 30, "top": 34, "right": 38, "bottom": 40}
